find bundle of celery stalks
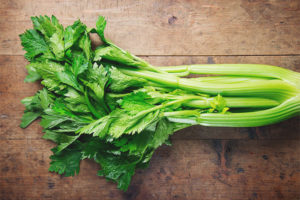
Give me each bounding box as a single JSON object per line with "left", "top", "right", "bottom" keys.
{"left": 20, "top": 16, "right": 300, "bottom": 191}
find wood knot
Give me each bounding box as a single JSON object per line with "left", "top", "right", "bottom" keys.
{"left": 168, "top": 16, "right": 178, "bottom": 25}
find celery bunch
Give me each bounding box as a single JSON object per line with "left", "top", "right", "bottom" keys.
{"left": 20, "top": 16, "right": 300, "bottom": 191}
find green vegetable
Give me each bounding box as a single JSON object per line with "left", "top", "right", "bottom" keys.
{"left": 20, "top": 15, "right": 300, "bottom": 191}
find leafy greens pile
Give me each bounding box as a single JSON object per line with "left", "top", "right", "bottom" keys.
{"left": 20, "top": 16, "right": 300, "bottom": 191}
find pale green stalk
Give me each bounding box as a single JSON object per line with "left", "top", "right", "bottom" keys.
{"left": 119, "top": 68, "right": 299, "bottom": 101}
{"left": 158, "top": 64, "right": 300, "bottom": 89}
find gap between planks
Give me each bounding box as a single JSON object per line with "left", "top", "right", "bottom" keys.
{"left": 1, "top": 54, "right": 300, "bottom": 57}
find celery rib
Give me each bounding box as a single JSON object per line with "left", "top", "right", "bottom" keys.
{"left": 198, "top": 95, "right": 300, "bottom": 127}
{"left": 185, "top": 97, "right": 279, "bottom": 109}
{"left": 119, "top": 68, "right": 299, "bottom": 100}
{"left": 158, "top": 64, "right": 300, "bottom": 88}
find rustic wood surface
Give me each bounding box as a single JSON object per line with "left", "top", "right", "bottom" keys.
{"left": 0, "top": 0, "right": 300, "bottom": 200}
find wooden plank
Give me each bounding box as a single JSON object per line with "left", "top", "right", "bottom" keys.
{"left": 1, "top": 111, "right": 300, "bottom": 141}
{"left": 0, "top": 0, "right": 300, "bottom": 56}
{"left": 144, "top": 55, "right": 300, "bottom": 72}
{"left": 1, "top": 55, "right": 300, "bottom": 95}
{"left": 0, "top": 139, "right": 299, "bottom": 199}
{"left": 1, "top": 55, "right": 300, "bottom": 140}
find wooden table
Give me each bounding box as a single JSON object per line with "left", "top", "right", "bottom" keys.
{"left": 0, "top": 1, "right": 300, "bottom": 199}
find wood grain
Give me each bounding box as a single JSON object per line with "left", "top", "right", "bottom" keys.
{"left": 0, "top": 139, "right": 299, "bottom": 200}
{"left": 0, "top": 0, "right": 300, "bottom": 199}
{"left": 0, "top": 0, "right": 300, "bottom": 56}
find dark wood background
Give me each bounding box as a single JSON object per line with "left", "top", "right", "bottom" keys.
{"left": 0, "top": 0, "right": 300, "bottom": 199}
